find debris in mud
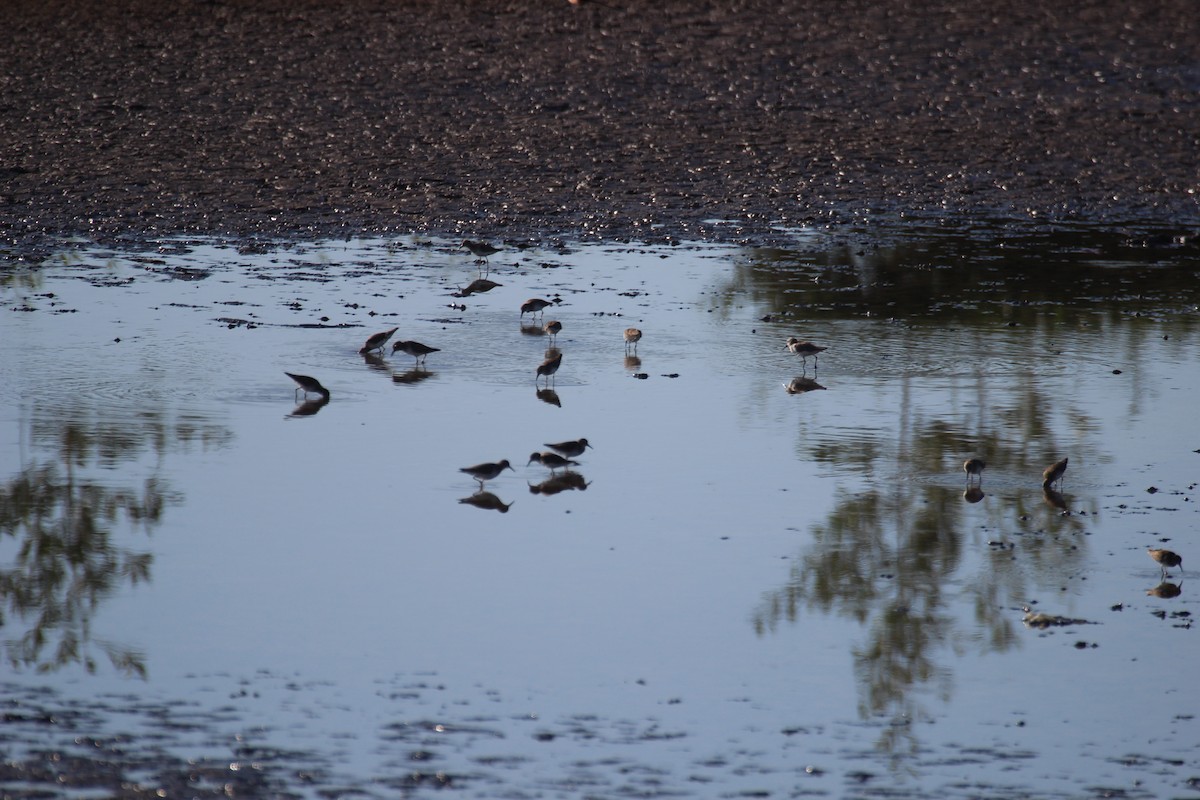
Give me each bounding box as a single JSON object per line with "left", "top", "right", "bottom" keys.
{"left": 1022, "top": 612, "right": 1095, "bottom": 629}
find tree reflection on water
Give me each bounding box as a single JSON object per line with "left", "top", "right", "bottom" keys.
{"left": 737, "top": 226, "right": 1191, "bottom": 758}
{"left": 0, "top": 404, "right": 231, "bottom": 676}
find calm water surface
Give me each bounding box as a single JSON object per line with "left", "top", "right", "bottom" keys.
{"left": 1, "top": 228, "right": 1198, "bottom": 798}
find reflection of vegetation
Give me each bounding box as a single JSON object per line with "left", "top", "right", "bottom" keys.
{"left": 741, "top": 228, "right": 1159, "bottom": 762}
{"left": 0, "top": 404, "right": 229, "bottom": 676}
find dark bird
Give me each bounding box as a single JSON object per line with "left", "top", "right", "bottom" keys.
{"left": 391, "top": 340, "right": 440, "bottom": 365}
{"left": 462, "top": 239, "right": 501, "bottom": 262}
{"left": 528, "top": 451, "right": 581, "bottom": 472}
{"left": 360, "top": 327, "right": 398, "bottom": 354}
{"left": 521, "top": 298, "right": 553, "bottom": 319}
{"left": 964, "top": 458, "right": 986, "bottom": 485}
{"left": 544, "top": 438, "right": 591, "bottom": 459}
{"left": 1148, "top": 548, "right": 1184, "bottom": 579}
{"left": 285, "top": 372, "right": 330, "bottom": 399}
{"left": 536, "top": 351, "right": 563, "bottom": 385}
{"left": 1042, "top": 457, "right": 1068, "bottom": 490}
{"left": 460, "top": 460, "right": 514, "bottom": 486}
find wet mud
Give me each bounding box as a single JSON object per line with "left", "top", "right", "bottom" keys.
{"left": 3, "top": 0, "right": 1199, "bottom": 257}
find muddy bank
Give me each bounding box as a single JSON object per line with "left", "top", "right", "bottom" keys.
{"left": 2, "top": 0, "right": 1198, "bottom": 254}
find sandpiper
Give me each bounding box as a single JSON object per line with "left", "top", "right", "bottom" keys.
{"left": 964, "top": 458, "right": 986, "bottom": 485}
{"left": 1042, "top": 457, "right": 1068, "bottom": 490}
{"left": 1148, "top": 548, "right": 1183, "bottom": 578}
{"left": 391, "top": 340, "right": 440, "bottom": 365}
{"left": 462, "top": 239, "right": 501, "bottom": 262}
{"left": 786, "top": 337, "right": 827, "bottom": 364}
{"left": 455, "top": 278, "right": 502, "bottom": 297}
{"left": 360, "top": 327, "right": 399, "bottom": 354}
{"left": 521, "top": 298, "right": 553, "bottom": 319}
{"left": 543, "top": 319, "right": 562, "bottom": 343}
{"left": 528, "top": 451, "right": 580, "bottom": 472}
{"left": 284, "top": 372, "right": 330, "bottom": 399}
{"left": 536, "top": 351, "right": 562, "bottom": 385}
{"left": 460, "top": 460, "right": 514, "bottom": 486}
{"left": 544, "top": 438, "right": 591, "bottom": 458}
{"left": 624, "top": 327, "right": 642, "bottom": 353}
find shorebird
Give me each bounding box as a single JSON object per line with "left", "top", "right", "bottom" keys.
{"left": 284, "top": 372, "right": 330, "bottom": 399}
{"left": 391, "top": 340, "right": 440, "bottom": 365}
{"left": 543, "top": 319, "right": 562, "bottom": 343}
{"left": 1042, "top": 457, "right": 1068, "bottom": 490}
{"left": 786, "top": 337, "right": 827, "bottom": 365}
{"left": 624, "top": 327, "right": 642, "bottom": 353}
{"left": 360, "top": 327, "right": 398, "bottom": 354}
{"left": 544, "top": 438, "right": 591, "bottom": 459}
{"left": 521, "top": 298, "right": 553, "bottom": 319}
{"left": 1148, "top": 548, "right": 1184, "bottom": 578}
{"left": 536, "top": 351, "right": 562, "bottom": 385}
{"left": 964, "top": 458, "right": 986, "bottom": 485}
{"left": 460, "top": 460, "right": 514, "bottom": 486}
{"left": 455, "top": 278, "right": 502, "bottom": 297}
{"left": 462, "top": 239, "right": 501, "bottom": 263}
{"left": 528, "top": 451, "right": 580, "bottom": 472}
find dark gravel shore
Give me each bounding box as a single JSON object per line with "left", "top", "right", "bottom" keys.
{"left": 2, "top": 0, "right": 1198, "bottom": 252}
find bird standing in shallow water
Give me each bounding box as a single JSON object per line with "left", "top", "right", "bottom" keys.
{"left": 460, "top": 460, "right": 514, "bottom": 486}
{"left": 543, "top": 319, "right": 562, "bottom": 343}
{"left": 360, "top": 327, "right": 398, "bottom": 354}
{"left": 462, "top": 239, "right": 500, "bottom": 263}
{"left": 391, "top": 340, "right": 439, "bottom": 366}
{"left": 624, "top": 327, "right": 642, "bottom": 353}
{"left": 528, "top": 452, "right": 580, "bottom": 472}
{"left": 521, "top": 298, "right": 553, "bottom": 320}
{"left": 1042, "top": 457, "right": 1068, "bottom": 490}
{"left": 284, "top": 372, "right": 330, "bottom": 399}
{"left": 1148, "top": 548, "right": 1184, "bottom": 578}
{"left": 536, "top": 351, "right": 562, "bottom": 385}
{"left": 786, "top": 337, "right": 827, "bottom": 365}
{"left": 964, "top": 458, "right": 986, "bottom": 485}
{"left": 544, "top": 438, "right": 591, "bottom": 459}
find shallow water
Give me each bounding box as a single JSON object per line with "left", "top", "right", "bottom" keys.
{"left": 1, "top": 229, "right": 1198, "bottom": 798}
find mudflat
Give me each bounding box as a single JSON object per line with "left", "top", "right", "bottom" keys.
{"left": 2, "top": 0, "right": 1197, "bottom": 251}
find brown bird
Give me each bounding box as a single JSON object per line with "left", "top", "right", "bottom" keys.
{"left": 360, "top": 327, "right": 398, "bottom": 354}
{"left": 1148, "top": 548, "right": 1183, "bottom": 578}
{"left": 543, "top": 319, "right": 562, "bottom": 343}
{"left": 391, "top": 340, "right": 440, "bottom": 365}
{"left": 461, "top": 239, "right": 501, "bottom": 262}
{"left": 1042, "top": 457, "right": 1068, "bottom": 490}
{"left": 528, "top": 451, "right": 580, "bottom": 472}
{"left": 544, "top": 438, "right": 591, "bottom": 459}
{"left": 624, "top": 327, "right": 642, "bottom": 353}
{"left": 963, "top": 458, "right": 986, "bottom": 485}
{"left": 521, "top": 298, "right": 553, "bottom": 319}
{"left": 285, "top": 372, "right": 330, "bottom": 399}
{"left": 536, "top": 351, "right": 562, "bottom": 385}
{"left": 459, "top": 460, "right": 514, "bottom": 486}
{"left": 786, "top": 337, "right": 827, "bottom": 365}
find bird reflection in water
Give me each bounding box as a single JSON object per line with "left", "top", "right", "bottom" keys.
{"left": 521, "top": 321, "right": 548, "bottom": 337}
{"left": 1042, "top": 486, "right": 1068, "bottom": 511}
{"left": 393, "top": 368, "right": 436, "bottom": 385}
{"left": 454, "top": 278, "right": 502, "bottom": 298}
{"left": 1146, "top": 581, "right": 1182, "bottom": 599}
{"left": 288, "top": 395, "right": 330, "bottom": 417}
{"left": 362, "top": 351, "right": 389, "bottom": 372}
{"left": 624, "top": 354, "right": 642, "bottom": 370}
{"left": 962, "top": 485, "right": 984, "bottom": 504}
{"left": 536, "top": 387, "right": 562, "bottom": 407}
{"left": 458, "top": 491, "right": 513, "bottom": 513}
{"left": 783, "top": 376, "right": 826, "bottom": 394}
{"left": 529, "top": 471, "right": 590, "bottom": 495}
